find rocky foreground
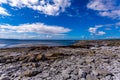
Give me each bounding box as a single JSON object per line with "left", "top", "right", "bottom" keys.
{"left": 0, "top": 41, "right": 120, "bottom": 80}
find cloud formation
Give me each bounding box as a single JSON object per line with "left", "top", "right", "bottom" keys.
{"left": 89, "top": 22, "right": 120, "bottom": 36}
{"left": 87, "top": 0, "right": 120, "bottom": 19}
{"left": 89, "top": 25, "right": 106, "bottom": 35}
{"left": 0, "top": 6, "right": 10, "bottom": 16}
{"left": 0, "top": 23, "right": 71, "bottom": 39}
{"left": 0, "top": 0, "right": 71, "bottom": 16}
{"left": 0, "top": 23, "right": 71, "bottom": 35}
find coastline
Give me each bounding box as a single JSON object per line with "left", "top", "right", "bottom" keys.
{"left": 0, "top": 39, "right": 77, "bottom": 49}
{"left": 0, "top": 40, "right": 120, "bottom": 80}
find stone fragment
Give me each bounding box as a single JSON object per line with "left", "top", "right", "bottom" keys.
{"left": 86, "top": 74, "right": 98, "bottom": 80}
{"left": 24, "top": 70, "right": 40, "bottom": 77}
{"left": 0, "top": 77, "right": 10, "bottom": 80}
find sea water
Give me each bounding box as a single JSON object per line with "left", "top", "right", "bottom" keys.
{"left": 0, "top": 39, "right": 77, "bottom": 48}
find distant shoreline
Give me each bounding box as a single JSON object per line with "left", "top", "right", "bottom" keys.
{"left": 0, "top": 39, "right": 120, "bottom": 49}
{"left": 0, "top": 39, "right": 77, "bottom": 49}
{"left": 0, "top": 42, "right": 120, "bottom": 80}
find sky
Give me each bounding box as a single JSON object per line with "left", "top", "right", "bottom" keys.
{"left": 0, "top": 0, "right": 120, "bottom": 40}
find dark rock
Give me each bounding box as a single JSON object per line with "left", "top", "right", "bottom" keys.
{"left": 81, "top": 72, "right": 87, "bottom": 79}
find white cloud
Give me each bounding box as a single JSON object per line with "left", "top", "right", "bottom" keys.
{"left": 0, "top": 23, "right": 71, "bottom": 35}
{"left": 116, "top": 22, "right": 120, "bottom": 26}
{"left": 0, "top": 7, "right": 11, "bottom": 16}
{"left": 87, "top": 0, "right": 120, "bottom": 19}
{"left": 0, "top": 0, "right": 71, "bottom": 16}
{"left": 87, "top": 0, "right": 115, "bottom": 11}
{"left": 0, "top": 0, "right": 7, "bottom": 4}
{"left": 99, "top": 10, "right": 120, "bottom": 19}
{"left": 88, "top": 25, "right": 105, "bottom": 36}
{"left": 97, "top": 31, "right": 106, "bottom": 35}
{"left": 106, "top": 36, "right": 120, "bottom": 39}
{"left": 89, "top": 27, "right": 97, "bottom": 34}
{"left": 0, "top": 23, "right": 71, "bottom": 39}
{"left": 88, "top": 22, "right": 120, "bottom": 36}
{"left": 89, "top": 25, "right": 103, "bottom": 34}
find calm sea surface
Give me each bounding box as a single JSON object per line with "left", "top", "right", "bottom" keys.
{"left": 0, "top": 39, "right": 78, "bottom": 48}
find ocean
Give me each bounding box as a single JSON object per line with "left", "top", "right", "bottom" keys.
{"left": 0, "top": 39, "right": 77, "bottom": 48}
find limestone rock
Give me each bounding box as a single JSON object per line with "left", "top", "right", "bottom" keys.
{"left": 23, "top": 70, "right": 40, "bottom": 77}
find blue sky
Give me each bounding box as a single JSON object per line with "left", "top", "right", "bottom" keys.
{"left": 0, "top": 0, "right": 120, "bottom": 39}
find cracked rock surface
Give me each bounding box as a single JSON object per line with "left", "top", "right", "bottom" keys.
{"left": 0, "top": 46, "right": 120, "bottom": 80}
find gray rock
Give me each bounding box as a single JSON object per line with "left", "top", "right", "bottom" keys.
{"left": 0, "top": 77, "right": 10, "bottom": 80}
{"left": 81, "top": 72, "right": 87, "bottom": 78}
{"left": 81, "top": 78, "right": 86, "bottom": 80}
{"left": 62, "top": 68, "right": 70, "bottom": 79}
{"left": 54, "top": 75, "right": 63, "bottom": 80}
{"left": 92, "top": 70, "right": 98, "bottom": 76}
{"left": 42, "top": 72, "right": 49, "bottom": 78}
{"left": 98, "top": 70, "right": 111, "bottom": 76}
{"left": 78, "top": 69, "right": 88, "bottom": 79}
{"left": 78, "top": 69, "right": 84, "bottom": 77}
{"left": 72, "top": 69, "right": 78, "bottom": 75}
{"left": 85, "top": 57, "right": 94, "bottom": 63}
{"left": 0, "top": 46, "right": 120, "bottom": 80}
{"left": 86, "top": 74, "right": 98, "bottom": 80}
{"left": 0, "top": 71, "right": 3, "bottom": 76}
{"left": 70, "top": 74, "right": 78, "bottom": 80}
{"left": 102, "top": 75, "right": 113, "bottom": 80}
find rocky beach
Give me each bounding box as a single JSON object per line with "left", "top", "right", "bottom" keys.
{"left": 0, "top": 40, "right": 120, "bottom": 80}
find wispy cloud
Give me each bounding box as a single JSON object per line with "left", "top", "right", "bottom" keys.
{"left": 97, "top": 31, "right": 106, "bottom": 35}
{"left": 0, "top": 6, "right": 11, "bottom": 16}
{"left": 0, "top": 23, "right": 71, "bottom": 39}
{"left": 88, "top": 22, "right": 120, "bottom": 36}
{"left": 87, "top": 0, "right": 120, "bottom": 19}
{"left": 0, "top": 0, "right": 71, "bottom": 16}
{"left": 0, "top": 23, "right": 71, "bottom": 34}
{"left": 88, "top": 25, "right": 105, "bottom": 35}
